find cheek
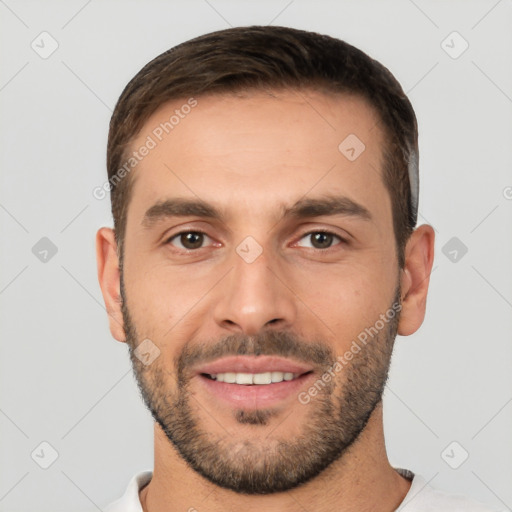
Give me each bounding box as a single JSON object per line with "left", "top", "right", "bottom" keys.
{"left": 125, "top": 262, "right": 217, "bottom": 338}
{"left": 292, "top": 259, "right": 396, "bottom": 343}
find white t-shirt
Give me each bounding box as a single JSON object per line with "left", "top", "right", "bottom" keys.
{"left": 103, "top": 467, "right": 501, "bottom": 512}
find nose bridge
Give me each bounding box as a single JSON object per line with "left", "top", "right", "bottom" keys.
{"left": 213, "top": 240, "right": 296, "bottom": 334}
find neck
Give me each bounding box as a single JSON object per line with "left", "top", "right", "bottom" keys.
{"left": 140, "top": 403, "right": 411, "bottom": 512}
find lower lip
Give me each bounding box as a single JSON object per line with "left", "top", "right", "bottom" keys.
{"left": 197, "top": 373, "right": 314, "bottom": 409}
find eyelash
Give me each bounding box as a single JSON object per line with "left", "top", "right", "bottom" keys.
{"left": 164, "top": 229, "right": 347, "bottom": 252}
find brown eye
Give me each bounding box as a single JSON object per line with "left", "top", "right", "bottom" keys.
{"left": 181, "top": 232, "right": 203, "bottom": 249}
{"left": 296, "top": 231, "right": 342, "bottom": 250}
{"left": 168, "top": 231, "right": 210, "bottom": 250}
{"left": 310, "top": 232, "right": 334, "bottom": 249}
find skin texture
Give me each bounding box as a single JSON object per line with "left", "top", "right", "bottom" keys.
{"left": 96, "top": 89, "right": 435, "bottom": 511}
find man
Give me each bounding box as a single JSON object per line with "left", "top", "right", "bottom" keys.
{"left": 96, "top": 26, "right": 498, "bottom": 511}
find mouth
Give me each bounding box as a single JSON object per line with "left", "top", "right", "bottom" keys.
{"left": 194, "top": 356, "right": 315, "bottom": 409}
{"left": 202, "top": 371, "right": 308, "bottom": 384}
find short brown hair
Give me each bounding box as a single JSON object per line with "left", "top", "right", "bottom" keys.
{"left": 107, "top": 25, "right": 419, "bottom": 268}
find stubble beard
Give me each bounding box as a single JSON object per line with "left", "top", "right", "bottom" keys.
{"left": 121, "top": 277, "right": 400, "bottom": 494}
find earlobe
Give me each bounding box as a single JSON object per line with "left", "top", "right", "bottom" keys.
{"left": 96, "top": 227, "right": 126, "bottom": 342}
{"left": 397, "top": 224, "right": 435, "bottom": 336}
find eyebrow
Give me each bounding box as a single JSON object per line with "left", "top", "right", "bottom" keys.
{"left": 141, "top": 195, "right": 372, "bottom": 229}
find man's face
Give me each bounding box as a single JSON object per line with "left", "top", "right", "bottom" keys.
{"left": 120, "top": 89, "right": 401, "bottom": 493}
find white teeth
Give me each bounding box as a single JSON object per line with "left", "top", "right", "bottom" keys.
{"left": 223, "top": 372, "right": 236, "bottom": 383}
{"left": 271, "top": 371, "right": 283, "bottom": 382}
{"left": 253, "top": 372, "right": 272, "bottom": 384}
{"left": 209, "top": 371, "right": 300, "bottom": 384}
{"left": 236, "top": 373, "right": 254, "bottom": 385}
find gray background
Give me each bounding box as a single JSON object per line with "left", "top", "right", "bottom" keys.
{"left": 1, "top": 1, "right": 511, "bottom": 511}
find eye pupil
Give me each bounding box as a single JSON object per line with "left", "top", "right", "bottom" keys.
{"left": 311, "top": 232, "right": 333, "bottom": 249}
{"left": 181, "top": 232, "right": 203, "bottom": 249}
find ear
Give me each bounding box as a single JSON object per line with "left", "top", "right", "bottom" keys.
{"left": 96, "top": 227, "right": 126, "bottom": 342}
{"left": 398, "top": 224, "right": 435, "bottom": 336}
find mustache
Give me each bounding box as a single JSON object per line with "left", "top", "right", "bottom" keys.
{"left": 176, "top": 330, "right": 336, "bottom": 378}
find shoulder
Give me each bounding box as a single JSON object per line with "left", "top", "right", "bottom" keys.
{"left": 102, "top": 470, "right": 153, "bottom": 512}
{"left": 395, "top": 468, "right": 501, "bottom": 512}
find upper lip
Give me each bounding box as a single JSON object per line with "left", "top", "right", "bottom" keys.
{"left": 195, "top": 356, "right": 314, "bottom": 376}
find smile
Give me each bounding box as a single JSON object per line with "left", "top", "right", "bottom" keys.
{"left": 204, "top": 371, "right": 304, "bottom": 385}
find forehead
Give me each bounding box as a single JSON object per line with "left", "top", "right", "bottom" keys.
{"left": 126, "top": 89, "right": 390, "bottom": 228}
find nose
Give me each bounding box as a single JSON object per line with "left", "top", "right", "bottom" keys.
{"left": 213, "top": 248, "right": 297, "bottom": 336}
